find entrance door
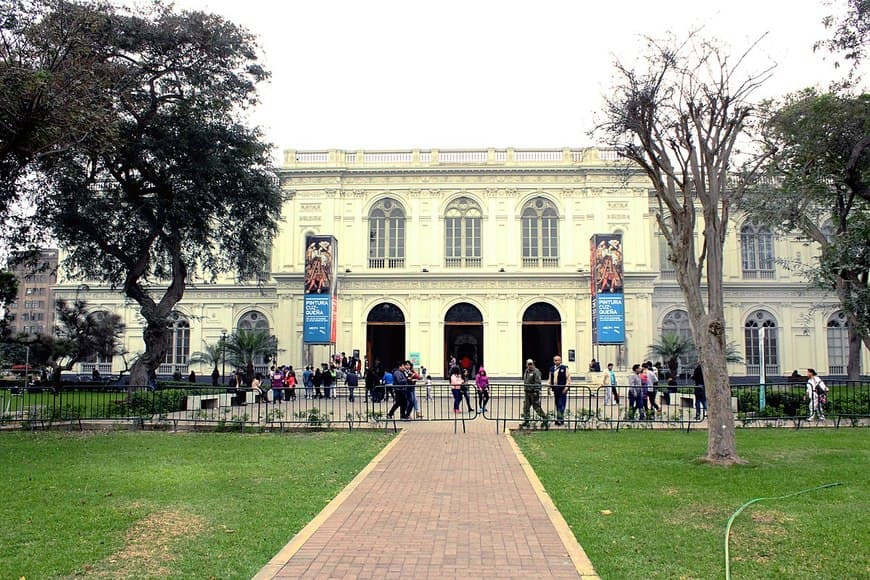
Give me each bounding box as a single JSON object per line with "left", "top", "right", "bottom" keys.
{"left": 522, "top": 302, "right": 562, "bottom": 374}
{"left": 366, "top": 303, "right": 405, "bottom": 374}
{"left": 444, "top": 303, "right": 484, "bottom": 378}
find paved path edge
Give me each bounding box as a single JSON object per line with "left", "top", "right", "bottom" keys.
{"left": 505, "top": 430, "right": 601, "bottom": 579}
{"left": 252, "top": 429, "right": 406, "bottom": 580}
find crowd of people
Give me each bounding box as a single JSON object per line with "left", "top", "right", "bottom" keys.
{"left": 211, "top": 352, "right": 830, "bottom": 425}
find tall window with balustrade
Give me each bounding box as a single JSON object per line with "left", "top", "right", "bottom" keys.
{"left": 521, "top": 197, "right": 559, "bottom": 268}
{"left": 445, "top": 197, "right": 482, "bottom": 268}
{"left": 162, "top": 312, "right": 190, "bottom": 374}
{"left": 369, "top": 198, "right": 405, "bottom": 269}
{"left": 740, "top": 223, "right": 776, "bottom": 279}
{"left": 826, "top": 311, "right": 854, "bottom": 375}
{"left": 237, "top": 310, "right": 271, "bottom": 371}
{"left": 744, "top": 310, "right": 779, "bottom": 375}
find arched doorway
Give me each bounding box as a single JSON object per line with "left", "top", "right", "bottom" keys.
{"left": 444, "top": 303, "right": 483, "bottom": 378}
{"left": 366, "top": 303, "right": 405, "bottom": 374}
{"left": 522, "top": 303, "right": 561, "bottom": 374}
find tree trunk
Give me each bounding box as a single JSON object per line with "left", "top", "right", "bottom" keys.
{"left": 836, "top": 278, "right": 865, "bottom": 382}
{"left": 129, "top": 320, "right": 170, "bottom": 389}
{"left": 847, "top": 324, "right": 863, "bottom": 381}
{"left": 674, "top": 217, "right": 742, "bottom": 465}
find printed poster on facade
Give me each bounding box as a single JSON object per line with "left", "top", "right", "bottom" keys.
{"left": 303, "top": 235, "right": 337, "bottom": 344}
{"left": 590, "top": 234, "right": 625, "bottom": 344}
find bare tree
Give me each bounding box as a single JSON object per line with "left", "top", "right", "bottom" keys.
{"left": 595, "top": 34, "right": 773, "bottom": 464}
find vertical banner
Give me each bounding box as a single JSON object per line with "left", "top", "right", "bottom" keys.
{"left": 590, "top": 234, "right": 625, "bottom": 344}
{"left": 303, "top": 235, "right": 338, "bottom": 344}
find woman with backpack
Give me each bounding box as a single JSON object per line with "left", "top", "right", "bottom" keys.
{"left": 805, "top": 368, "right": 828, "bottom": 421}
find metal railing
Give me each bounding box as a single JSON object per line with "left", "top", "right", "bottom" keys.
{"left": 2, "top": 381, "right": 867, "bottom": 431}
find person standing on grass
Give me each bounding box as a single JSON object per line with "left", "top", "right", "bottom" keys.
{"left": 805, "top": 368, "right": 828, "bottom": 421}
{"left": 520, "top": 358, "right": 547, "bottom": 428}
{"left": 548, "top": 354, "right": 570, "bottom": 426}
{"left": 475, "top": 367, "right": 490, "bottom": 413}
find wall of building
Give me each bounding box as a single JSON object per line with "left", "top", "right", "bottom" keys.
{"left": 53, "top": 148, "right": 866, "bottom": 379}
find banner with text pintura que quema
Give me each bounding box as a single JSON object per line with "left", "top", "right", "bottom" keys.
{"left": 303, "top": 235, "right": 337, "bottom": 344}
{"left": 590, "top": 234, "right": 625, "bottom": 344}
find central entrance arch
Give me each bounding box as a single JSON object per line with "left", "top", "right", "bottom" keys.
{"left": 444, "top": 303, "right": 483, "bottom": 378}
{"left": 366, "top": 303, "right": 405, "bottom": 373}
{"left": 522, "top": 303, "right": 561, "bottom": 375}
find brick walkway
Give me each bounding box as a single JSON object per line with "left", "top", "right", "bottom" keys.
{"left": 254, "top": 419, "right": 598, "bottom": 579}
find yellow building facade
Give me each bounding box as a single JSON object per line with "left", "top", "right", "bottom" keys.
{"left": 57, "top": 147, "right": 866, "bottom": 379}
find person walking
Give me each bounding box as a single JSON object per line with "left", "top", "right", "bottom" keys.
{"left": 475, "top": 367, "right": 490, "bottom": 413}
{"left": 520, "top": 359, "right": 548, "bottom": 428}
{"left": 805, "top": 367, "right": 828, "bottom": 421}
{"left": 548, "top": 354, "right": 571, "bottom": 426}
{"left": 387, "top": 364, "right": 409, "bottom": 420}
{"left": 602, "top": 362, "right": 619, "bottom": 405}
{"left": 628, "top": 364, "right": 644, "bottom": 420}
{"left": 345, "top": 367, "right": 359, "bottom": 402}
{"left": 312, "top": 366, "right": 323, "bottom": 399}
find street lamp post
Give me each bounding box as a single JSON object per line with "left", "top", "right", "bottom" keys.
{"left": 221, "top": 329, "right": 227, "bottom": 386}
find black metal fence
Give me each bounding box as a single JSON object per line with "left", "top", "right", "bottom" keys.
{"left": 1, "top": 380, "right": 867, "bottom": 431}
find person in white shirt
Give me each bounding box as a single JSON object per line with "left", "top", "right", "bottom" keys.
{"left": 805, "top": 368, "right": 828, "bottom": 421}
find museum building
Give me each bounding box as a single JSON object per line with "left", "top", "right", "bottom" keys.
{"left": 55, "top": 147, "right": 866, "bottom": 379}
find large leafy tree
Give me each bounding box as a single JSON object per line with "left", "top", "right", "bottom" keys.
{"left": 26, "top": 298, "right": 124, "bottom": 385}
{"left": 749, "top": 90, "right": 869, "bottom": 379}
{"left": 0, "top": 0, "right": 116, "bottom": 218}
{"left": 595, "top": 34, "right": 772, "bottom": 464}
{"left": 37, "top": 2, "right": 281, "bottom": 388}
{"left": 815, "top": 0, "right": 870, "bottom": 83}
{"left": 0, "top": 270, "right": 18, "bottom": 340}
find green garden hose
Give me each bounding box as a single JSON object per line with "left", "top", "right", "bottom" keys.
{"left": 724, "top": 482, "right": 843, "bottom": 580}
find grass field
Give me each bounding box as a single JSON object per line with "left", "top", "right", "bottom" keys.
{"left": 514, "top": 428, "right": 869, "bottom": 579}
{"left": 0, "top": 430, "right": 393, "bottom": 579}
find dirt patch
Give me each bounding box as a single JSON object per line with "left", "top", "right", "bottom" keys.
{"left": 84, "top": 509, "right": 204, "bottom": 578}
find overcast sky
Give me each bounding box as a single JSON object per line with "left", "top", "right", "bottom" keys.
{"left": 132, "top": 1, "right": 865, "bottom": 154}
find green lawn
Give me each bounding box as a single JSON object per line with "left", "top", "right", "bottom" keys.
{"left": 515, "top": 429, "right": 869, "bottom": 580}
{"left": 0, "top": 430, "right": 393, "bottom": 579}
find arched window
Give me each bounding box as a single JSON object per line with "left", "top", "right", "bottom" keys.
{"left": 521, "top": 197, "right": 559, "bottom": 268}
{"left": 369, "top": 198, "right": 405, "bottom": 269}
{"left": 744, "top": 310, "right": 779, "bottom": 375}
{"left": 740, "top": 223, "right": 775, "bottom": 279}
{"left": 238, "top": 310, "right": 270, "bottom": 332}
{"left": 237, "top": 311, "right": 271, "bottom": 368}
{"left": 826, "top": 311, "right": 853, "bottom": 375}
{"left": 445, "top": 197, "right": 482, "bottom": 268}
{"left": 661, "top": 309, "right": 696, "bottom": 374}
{"left": 662, "top": 309, "right": 692, "bottom": 341}
{"left": 162, "top": 312, "right": 190, "bottom": 373}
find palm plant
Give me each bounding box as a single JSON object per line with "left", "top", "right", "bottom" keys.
{"left": 649, "top": 333, "right": 744, "bottom": 380}
{"left": 648, "top": 333, "right": 696, "bottom": 379}
{"left": 188, "top": 342, "right": 224, "bottom": 374}
{"left": 224, "top": 329, "right": 277, "bottom": 381}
